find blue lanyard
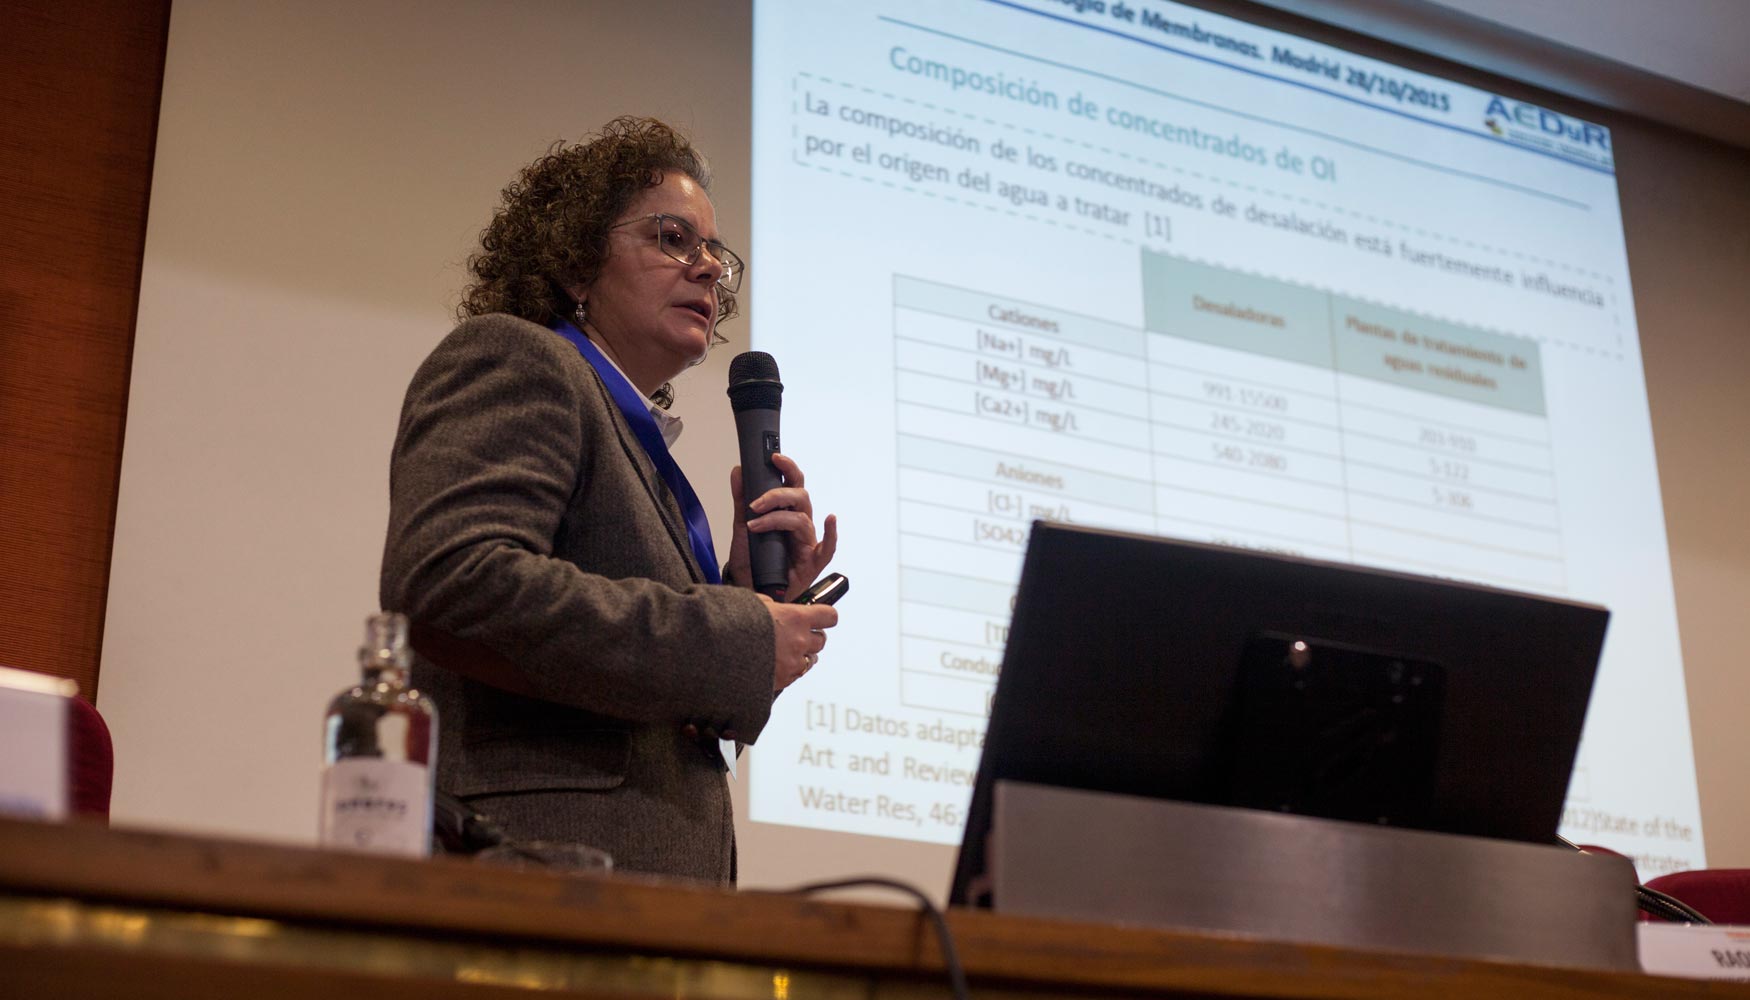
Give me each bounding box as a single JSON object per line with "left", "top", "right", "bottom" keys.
{"left": 551, "top": 321, "right": 722, "bottom": 585}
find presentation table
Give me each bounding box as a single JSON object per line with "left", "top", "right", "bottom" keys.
{"left": 0, "top": 818, "right": 1740, "bottom": 999}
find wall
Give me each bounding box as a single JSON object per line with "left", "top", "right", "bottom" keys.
{"left": 1615, "top": 118, "right": 1750, "bottom": 866}
{"left": 98, "top": 0, "right": 758, "bottom": 846}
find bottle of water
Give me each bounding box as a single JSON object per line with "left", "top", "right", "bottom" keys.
{"left": 318, "top": 612, "right": 436, "bottom": 856}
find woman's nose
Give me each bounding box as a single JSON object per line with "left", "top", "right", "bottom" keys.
{"left": 692, "top": 247, "right": 726, "bottom": 285}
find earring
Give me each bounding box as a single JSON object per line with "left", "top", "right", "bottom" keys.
{"left": 650, "top": 382, "right": 675, "bottom": 411}
{"left": 574, "top": 301, "right": 588, "bottom": 329}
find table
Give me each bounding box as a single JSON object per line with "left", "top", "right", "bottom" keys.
{"left": 1, "top": 818, "right": 1739, "bottom": 999}
{"left": 894, "top": 254, "right": 1562, "bottom": 719}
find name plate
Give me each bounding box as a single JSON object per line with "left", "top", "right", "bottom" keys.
{"left": 1639, "top": 923, "right": 1750, "bottom": 981}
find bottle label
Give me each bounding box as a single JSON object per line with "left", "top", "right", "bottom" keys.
{"left": 318, "top": 758, "right": 431, "bottom": 856}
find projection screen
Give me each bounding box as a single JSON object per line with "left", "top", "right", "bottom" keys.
{"left": 746, "top": 0, "right": 1702, "bottom": 872}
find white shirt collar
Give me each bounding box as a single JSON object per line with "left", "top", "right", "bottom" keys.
{"left": 650, "top": 402, "right": 684, "bottom": 449}
{"left": 586, "top": 334, "right": 684, "bottom": 448}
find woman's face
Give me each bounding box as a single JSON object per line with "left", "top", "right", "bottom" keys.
{"left": 578, "top": 170, "right": 724, "bottom": 392}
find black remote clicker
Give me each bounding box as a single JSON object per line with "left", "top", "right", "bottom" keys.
{"left": 794, "top": 572, "right": 849, "bottom": 606}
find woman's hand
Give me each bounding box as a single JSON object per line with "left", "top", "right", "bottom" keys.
{"left": 728, "top": 452, "right": 838, "bottom": 599}
{"left": 763, "top": 596, "right": 838, "bottom": 692}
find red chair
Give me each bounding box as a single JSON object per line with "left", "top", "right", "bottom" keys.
{"left": 1644, "top": 869, "right": 1750, "bottom": 925}
{"left": 67, "top": 695, "right": 113, "bottom": 820}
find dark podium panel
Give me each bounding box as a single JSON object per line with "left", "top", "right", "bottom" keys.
{"left": 953, "top": 524, "right": 1611, "bottom": 958}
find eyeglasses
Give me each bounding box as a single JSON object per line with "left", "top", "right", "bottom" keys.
{"left": 610, "top": 213, "right": 744, "bottom": 293}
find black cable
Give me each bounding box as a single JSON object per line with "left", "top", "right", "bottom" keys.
{"left": 752, "top": 877, "right": 970, "bottom": 1000}
{"left": 1636, "top": 884, "right": 1713, "bottom": 925}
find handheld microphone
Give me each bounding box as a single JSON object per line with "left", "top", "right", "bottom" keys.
{"left": 727, "top": 352, "right": 787, "bottom": 599}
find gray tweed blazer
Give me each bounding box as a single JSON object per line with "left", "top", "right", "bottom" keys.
{"left": 380, "top": 313, "right": 774, "bottom": 883}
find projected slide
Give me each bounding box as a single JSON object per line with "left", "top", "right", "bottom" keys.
{"left": 751, "top": 0, "right": 1703, "bottom": 873}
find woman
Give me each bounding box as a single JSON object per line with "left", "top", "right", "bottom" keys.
{"left": 380, "top": 117, "right": 838, "bottom": 883}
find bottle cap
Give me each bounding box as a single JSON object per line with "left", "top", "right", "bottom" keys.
{"left": 359, "top": 612, "right": 412, "bottom": 670}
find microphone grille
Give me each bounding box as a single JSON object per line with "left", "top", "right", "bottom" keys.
{"left": 727, "top": 351, "right": 783, "bottom": 412}
{"left": 729, "top": 351, "right": 780, "bottom": 384}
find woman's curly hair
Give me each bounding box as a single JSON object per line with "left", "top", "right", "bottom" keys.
{"left": 459, "top": 116, "right": 737, "bottom": 327}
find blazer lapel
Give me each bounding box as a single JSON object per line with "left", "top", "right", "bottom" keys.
{"left": 584, "top": 367, "right": 707, "bottom": 584}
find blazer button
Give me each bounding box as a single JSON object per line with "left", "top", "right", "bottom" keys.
{"left": 681, "top": 723, "right": 699, "bottom": 738}
{"left": 721, "top": 729, "right": 738, "bottom": 742}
